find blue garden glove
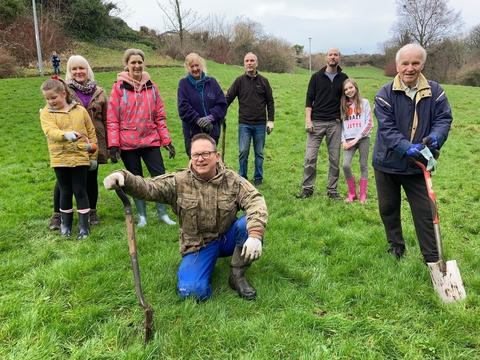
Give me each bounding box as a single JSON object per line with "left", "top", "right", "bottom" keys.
{"left": 422, "top": 135, "right": 438, "bottom": 151}
{"left": 405, "top": 143, "right": 424, "bottom": 158}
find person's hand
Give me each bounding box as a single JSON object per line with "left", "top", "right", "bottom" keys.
{"left": 241, "top": 237, "right": 262, "bottom": 262}
{"left": 196, "top": 117, "right": 210, "bottom": 128}
{"left": 89, "top": 160, "right": 97, "bottom": 171}
{"left": 103, "top": 172, "right": 124, "bottom": 189}
{"left": 64, "top": 131, "right": 79, "bottom": 141}
{"left": 164, "top": 143, "right": 176, "bottom": 159}
{"left": 109, "top": 147, "right": 120, "bottom": 163}
{"left": 203, "top": 122, "right": 213, "bottom": 133}
{"left": 197, "top": 117, "right": 213, "bottom": 133}
{"left": 305, "top": 122, "right": 314, "bottom": 134}
{"left": 422, "top": 135, "right": 438, "bottom": 151}
{"left": 405, "top": 143, "right": 424, "bottom": 158}
{"left": 266, "top": 121, "right": 274, "bottom": 135}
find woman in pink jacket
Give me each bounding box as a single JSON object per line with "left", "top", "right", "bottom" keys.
{"left": 107, "top": 49, "right": 176, "bottom": 227}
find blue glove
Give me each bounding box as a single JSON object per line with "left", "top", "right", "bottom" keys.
{"left": 405, "top": 143, "right": 424, "bottom": 158}
{"left": 422, "top": 135, "right": 438, "bottom": 151}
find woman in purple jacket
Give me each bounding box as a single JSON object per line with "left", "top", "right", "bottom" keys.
{"left": 177, "top": 53, "right": 227, "bottom": 157}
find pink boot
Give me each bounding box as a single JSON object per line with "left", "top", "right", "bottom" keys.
{"left": 359, "top": 178, "right": 368, "bottom": 203}
{"left": 345, "top": 177, "right": 357, "bottom": 202}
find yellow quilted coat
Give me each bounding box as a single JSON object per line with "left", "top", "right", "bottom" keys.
{"left": 40, "top": 102, "right": 97, "bottom": 168}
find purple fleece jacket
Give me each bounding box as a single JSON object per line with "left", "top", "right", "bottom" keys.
{"left": 177, "top": 76, "right": 227, "bottom": 140}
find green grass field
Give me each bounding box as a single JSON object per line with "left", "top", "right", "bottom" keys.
{"left": 1, "top": 57, "right": 480, "bottom": 359}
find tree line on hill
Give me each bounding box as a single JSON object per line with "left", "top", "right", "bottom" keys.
{"left": 1, "top": 0, "right": 480, "bottom": 86}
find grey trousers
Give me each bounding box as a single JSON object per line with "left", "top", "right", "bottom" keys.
{"left": 301, "top": 119, "right": 342, "bottom": 194}
{"left": 342, "top": 137, "right": 371, "bottom": 179}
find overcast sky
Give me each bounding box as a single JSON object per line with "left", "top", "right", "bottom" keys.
{"left": 119, "top": 0, "right": 480, "bottom": 55}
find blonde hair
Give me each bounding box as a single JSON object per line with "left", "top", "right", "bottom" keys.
{"left": 40, "top": 78, "right": 73, "bottom": 104}
{"left": 65, "top": 55, "right": 95, "bottom": 82}
{"left": 340, "top": 79, "right": 363, "bottom": 120}
{"left": 184, "top": 53, "right": 207, "bottom": 75}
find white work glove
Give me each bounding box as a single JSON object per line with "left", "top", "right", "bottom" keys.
{"left": 266, "top": 121, "right": 274, "bottom": 135}
{"left": 103, "top": 172, "right": 125, "bottom": 189}
{"left": 241, "top": 237, "right": 262, "bottom": 262}
{"left": 64, "top": 131, "right": 79, "bottom": 141}
{"left": 305, "top": 122, "right": 314, "bottom": 134}
{"left": 88, "top": 160, "right": 98, "bottom": 171}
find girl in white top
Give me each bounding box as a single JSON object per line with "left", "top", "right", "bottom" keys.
{"left": 340, "top": 78, "right": 373, "bottom": 203}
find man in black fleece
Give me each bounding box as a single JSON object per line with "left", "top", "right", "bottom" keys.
{"left": 225, "top": 52, "right": 275, "bottom": 187}
{"left": 297, "top": 47, "right": 348, "bottom": 200}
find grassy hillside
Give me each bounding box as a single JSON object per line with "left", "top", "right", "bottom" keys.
{"left": 1, "top": 56, "right": 480, "bottom": 359}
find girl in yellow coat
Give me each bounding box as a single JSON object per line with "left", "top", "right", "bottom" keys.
{"left": 40, "top": 78, "right": 97, "bottom": 239}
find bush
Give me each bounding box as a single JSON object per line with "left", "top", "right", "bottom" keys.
{"left": 454, "top": 63, "right": 480, "bottom": 86}
{"left": 384, "top": 60, "right": 397, "bottom": 77}
{"left": 0, "top": 47, "right": 17, "bottom": 78}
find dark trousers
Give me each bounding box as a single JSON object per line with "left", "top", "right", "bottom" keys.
{"left": 374, "top": 169, "right": 438, "bottom": 262}
{"left": 53, "top": 166, "right": 98, "bottom": 212}
{"left": 121, "top": 147, "right": 165, "bottom": 177}
{"left": 54, "top": 167, "right": 89, "bottom": 211}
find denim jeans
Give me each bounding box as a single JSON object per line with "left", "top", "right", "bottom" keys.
{"left": 238, "top": 123, "right": 266, "bottom": 181}
{"left": 177, "top": 215, "right": 248, "bottom": 301}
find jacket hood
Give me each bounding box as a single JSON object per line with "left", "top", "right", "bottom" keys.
{"left": 117, "top": 71, "right": 151, "bottom": 91}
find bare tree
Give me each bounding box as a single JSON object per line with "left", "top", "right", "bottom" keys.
{"left": 157, "top": 0, "right": 208, "bottom": 44}
{"left": 391, "top": 0, "right": 463, "bottom": 48}
{"left": 466, "top": 24, "right": 480, "bottom": 55}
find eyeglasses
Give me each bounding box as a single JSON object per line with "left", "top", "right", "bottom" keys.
{"left": 191, "top": 151, "right": 216, "bottom": 160}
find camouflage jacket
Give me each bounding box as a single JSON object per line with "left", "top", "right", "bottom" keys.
{"left": 120, "top": 161, "right": 268, "bottom": 256}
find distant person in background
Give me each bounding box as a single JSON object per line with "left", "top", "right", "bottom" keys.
{"left": 107, "top": 48, "right": 176, "bottom": 227}
{"left": 47, "top": 55, "right": 108, "bottom": 230}
{"left": 225, "top": 52, "right": 275, "bottom": 187}
{"left": 177, "top": 53, "right": 227, "bottom": 158}
{"left": 373, "top": 43, "right": 453, "bottom": 262}
{"left": 40, "top": 78, "right": 97, "bottom": 239}
{"left": 51, "top": 51, "right": 61, "bottom": 75}
{"left": 340, "top": 78, "right": 373, "bottom": 203}
{"left": 296, "top": 47, "right": 348, "bottom": 200}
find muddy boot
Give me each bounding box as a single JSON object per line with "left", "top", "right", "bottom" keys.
{"left": 60, "top": 212, "right": 73, "bottom": 237}
{"left": 48, "top": 212, "right": 61, "bottom": 231}
{"left": 345, "top": 176, "right": 357, "bottom": 202}
{"left": 133, "top": 198, "right": 147, "bottom": 227}
{"left": 156, "top": 203, "right": 176, "bottom": 225}
{"left": 77, "top": 212, "right": 90, "bottom": 239}
{"left": 89, "top": 209, "right": 99, "bottom": 226}
{"left": 228, "top": 246, "right": 257, "bottom": 300}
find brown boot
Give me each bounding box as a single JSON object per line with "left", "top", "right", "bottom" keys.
{"left": 89, "top": 209, "right": 99, "bottom": 225}
{"left": 48, "top": 212, "right": 61, "bottom": 231}
{"left": 228, "top": 246, "right": 257, "bottom": 300}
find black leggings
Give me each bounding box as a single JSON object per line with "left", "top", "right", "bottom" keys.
{"left": 53, "top": 166, "right": 99, "bottom": 212}
{"left": 54, "top": 167, "right": 89, "bottom": 211}
{"left": 121, "top": 147, "right": 165, "bottom": 177}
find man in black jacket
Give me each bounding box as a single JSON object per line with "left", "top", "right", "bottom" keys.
{"left": 297, "top": 48, "right": 348, "bottom": 200}
{"left": 226, "top": 53, "right": 275, "bottom": 187}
